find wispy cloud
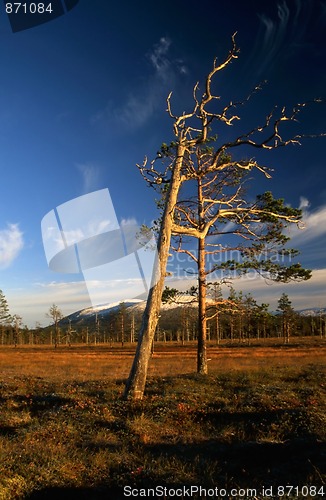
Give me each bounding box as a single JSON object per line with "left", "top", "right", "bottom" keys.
{"left": 6, "top": 280, "right": 90, "bottom": 327}
{"left": 230, "top": 267, "right": 326, "bottom": 309}
{"left": 120, "top": 217, "right": 138, "bottom": 226}
{"left": 76, "top": 163, "right": 100, "bottom": 193}
{"left": 167, "top": 266, "right": 326, "bottom": 310}
{"left": 249, "top": 0, "right": 325, "bottom": 79}
{"left": 0, "top": 223, "right": 24, "bottom": 269}
{"left": 91, "top": 37, "right": 187, "bottom": 131}
{"left": 286, "top": 200, "right": 326, "bottom": 244}
{"left": 149, "top": 37, "right": 171, "bottom": 77}
{"left": 298, "top": 196, "right": 310, "bottom": 210}
{"left": 38, "top": 281, "right": 94, "bottom": 312}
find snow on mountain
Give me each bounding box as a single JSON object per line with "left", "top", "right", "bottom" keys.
{"left": 62, "top": 298, "right": 326, "bottom": 325}
{"left": 298, "top": 308, "right": 326, "bottom": 317}
{"left": 79, "top": 299, "right": 143, "bottom": 317}
{"left": 62, "top": 295, "right": 198, "bottom": 324}
{"left": 63, "top": 299, "right": 143, "bottom": 324}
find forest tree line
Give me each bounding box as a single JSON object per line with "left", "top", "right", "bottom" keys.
{"left": 0, "top": 288, "right": 325, "bottom": 347}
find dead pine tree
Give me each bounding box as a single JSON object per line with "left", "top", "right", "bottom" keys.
{"left": 124, "top": 35, "right": 241, "bottom": 399}
{"left": 124, "top": 34, "right": 324, "bottom": 400}
{"left": 12, "top": 314, "right": 22, "bottom": 348}
{"left": 46, "top": 304, "right": 63, "bottom": 349}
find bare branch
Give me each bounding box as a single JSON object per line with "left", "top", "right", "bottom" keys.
{"left": 201, "top": 32, "right": 239, "bottom": 108}
{"left": 170, "top": 243, "right": 198, "bottom": 264}
{"left": 172, "top": 205, "right": 302, "bottom": 240}
{"left": 215, "top": 99, "right": 326, "bottom": 156}
{"left": 166, "top": 34, "right": 240, "bottom": 144}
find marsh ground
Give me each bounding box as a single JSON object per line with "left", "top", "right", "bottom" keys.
{"left": 0, "top": 340, "right": 325, "bottom": 499}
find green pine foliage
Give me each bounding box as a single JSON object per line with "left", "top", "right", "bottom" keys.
{"left": 0, "top": 289, "right": 11, "bottom": 325}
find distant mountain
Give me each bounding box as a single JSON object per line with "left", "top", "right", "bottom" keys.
{"left": 60, "top": 299, "right": 143, "bottom": 326}
{"left": 59, "top": 299, "right": 326, "bottom": 328}
{"left": 297, "top": 307, "right": 326, "bottom": 317}
{"left": 59, "top": 295, "right": 199, "bottom": 327}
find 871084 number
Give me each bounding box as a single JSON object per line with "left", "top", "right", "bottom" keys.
{"left": 6, "top": 3, "right": 53, "bottom": 14}
{"left": 277, "top": 485, "right": 325, "bottom": 497}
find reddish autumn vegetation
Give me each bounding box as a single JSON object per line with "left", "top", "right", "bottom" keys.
{"left": 0, "top": 341, "right": 325, "bottom": 499}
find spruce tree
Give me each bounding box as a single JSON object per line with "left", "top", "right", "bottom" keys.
{"left": 0, "top": 289, "right": 11, "bottom": 324}
{"left": 0, "top": 289, "right": 11, "bottom": 345}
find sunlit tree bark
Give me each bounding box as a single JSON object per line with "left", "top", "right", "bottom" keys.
{"left": 124, "top": 34, "right": 324, "bottom": 400}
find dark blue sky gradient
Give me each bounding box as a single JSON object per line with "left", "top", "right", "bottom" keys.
{"left": 0, "top": 0, "right": 325, "bottom": 325}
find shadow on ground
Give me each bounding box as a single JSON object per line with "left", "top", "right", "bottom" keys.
{"left": 25, "top": 438, "right": 325, "bottom": 499}
{"left": 26, "top": 486, "right": 125, "bottom": 499}
{"left": 149, "top": 437, "right": 325, "bottom": 482}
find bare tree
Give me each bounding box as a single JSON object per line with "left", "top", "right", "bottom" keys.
{"left": 124, "top": 34, "right": 324, "bottom": 400}
{"left": 169, "top": 144, "right": 311, "bottom": 372}
{"left": 12, "top": 314, "right": 23, "bottom": 347}
{"left": 46, "top": 304, "right": 63, "bottom": 349}
{"left": 124, "top": 35, "right": 242, "bottom": 400}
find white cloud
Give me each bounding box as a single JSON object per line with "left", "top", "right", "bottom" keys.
{"left": 6, "top": 262, "right": 326, "bottom": 328}
{"left": 248, "top": 1, "right": 291, "bottom": 78}
{"left": 7, "top": 276, "right": 145, "bottom": 327}
{"left": 91, "top": 37, "right": 188, "bottom": 131}
{"left": 0, "top": 223, "right": 24, "bottom": 269}
{"left": 120, "top": 217, "right": 138, "bottom": 226}
{"left": 249, "top": 0, "right": 323, "bottom": 78}
{"left": 298, "top": 196, "right": 310, "bottom": 210}
{"left": 149, "top": 37, "right": 172, "bottom": 79}
{"left": 7, "top": 280, "right": 91, "bottom": 327}
{"left": 230, "top": 268, "right": 326, "bottom": 310}
{"left": 286, "top": 201, "right": 326, "bottom": 243}
{"left": 76, "top": 163, "right": 100, "bottom": 193}
{"left": 166, "top": 267, "right": 326, "bottom": 310}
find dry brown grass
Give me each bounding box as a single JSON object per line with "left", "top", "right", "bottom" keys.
{"left": 0, "top": 339, "right": 325, "bottom": 499}
{"left": 0, "top": 338, "right": 325, "bottom": 381}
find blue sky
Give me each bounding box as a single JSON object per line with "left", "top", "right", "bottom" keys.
{"left": 0, "top": 0, "right": 325, "bottom": 326}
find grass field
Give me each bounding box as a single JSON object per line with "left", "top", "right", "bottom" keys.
{"left": 0, "top": 340, "right": 325, "bottom": 499}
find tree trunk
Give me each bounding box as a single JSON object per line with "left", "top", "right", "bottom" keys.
{"left": 197, "top": 176, "right": 208, "bottom": 374}
{"left": 54, "top": 322, "right": 58, "bottom": 348}
{"left": 197, "top": 236, "right": 208, "bottom": 374}
{"left": 130, "top": 314, "right": 135, "bottom": 343}
{"left": 215, "top": 310, "right": 220, "bottom": 345}
{"left": 230, "top": 313, "right": 234, "bottom": 342}
{"left": 124, "top": 144, "right": 186, "bottom": 400}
